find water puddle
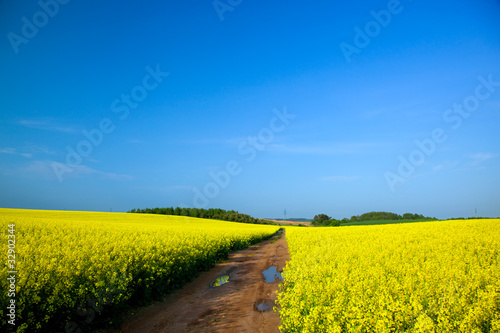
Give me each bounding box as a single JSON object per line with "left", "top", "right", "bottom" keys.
{"left": 256, "top": 303, "right": 269, "bottom": 311}
{"left": 262, "top": 266, "right": 283, "bottom": 283}
{"left": 255, "top": 299, "right": 273, "bottom": 312}
{"left": 211, "top": 275, "right": 229, "bottom": 287}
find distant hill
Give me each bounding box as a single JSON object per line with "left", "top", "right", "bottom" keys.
{"left": 311, "top": 211, "right": 437, "bottom": 227}
{"left": 266, "top": 218, "right": 312, "bottom": 222}
{"left": 353, "top": 211, "right": 435, "bottom": 222}
{"left": 128, "top": 207, "right": 277, "bottom": 225}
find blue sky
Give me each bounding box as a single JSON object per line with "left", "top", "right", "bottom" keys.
{"left": 1, "top": 0, "right": 499, "bottom": 219}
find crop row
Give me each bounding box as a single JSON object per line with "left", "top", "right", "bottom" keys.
{"left": 278, "top": 219, "right": 500, "bottom": 332}
{"left": 0, "top": 209, "right": 279, "bottom": 332}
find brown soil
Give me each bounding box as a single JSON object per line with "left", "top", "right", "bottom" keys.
{"left": 108, "top": 230, "right": 290, "bottom": 333}
{"left": 265, "top": 219, "right": 311, "bottom": 227}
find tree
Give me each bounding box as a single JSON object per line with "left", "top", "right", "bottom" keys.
{"left": 312, "top": 214, "right": 331, "bottom": 226}
{"left": 328, "top": 219, "right": 341, "bottom": 227}
{"left": 125, "top": 206, "right": 279, "bottom": 226}
{"left": 190, "top": 208, "right": 199, "bottom": 218}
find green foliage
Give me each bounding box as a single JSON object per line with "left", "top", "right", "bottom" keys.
{"left": 328, "top": 219, "right": 341, "bottom": 227}
{"left": 341, "top": 219, "right": 437, "bottom": 226}
{"left": 314, "top": 212, "right": 437, "bottom": 227}
{"left": 311, "top": 214, "right": 331, "bottom": 226}
{"left": 358, "top": 211, "right": 400, "bottom": 221}
{"left": 128, "top": 207, "right": 276, "bottom": 225}
{"left": 353, "top": 211, "right": 435, "bottom": 222}
{"left": 311, "top": 214, "right": 343, "bottom": 227}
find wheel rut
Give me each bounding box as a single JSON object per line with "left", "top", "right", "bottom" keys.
{"left": 107, "top": 229, "right": 290, "bottom": 333}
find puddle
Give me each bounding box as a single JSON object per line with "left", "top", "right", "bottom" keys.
{"left": 255, "top": 299, "right": 273, "bottom": 312}
{"left": 262, "top": 266, "right": 283, "bottom": 283}
{"left": 256, "top": 303, "right": 269, "bottom": 311}
{"left": 211, "top": 275, "right": 229, "bottom": 287}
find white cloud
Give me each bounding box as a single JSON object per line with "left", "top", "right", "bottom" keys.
{"left": 0, "top": 148, "right": 16, "bottom": 154}
{"left": 268, "top": 142, "right": 387, "bottom": 155}
{"left": 431, "top": 154, "right": 495, "bottom": 174}
{"left": 9, "top": 160, "right": 133, "bottom": 181}
{"left": 467, "top": 153, "right": 496, "bottom": 166}
{"left": 25, "top": 144, "right": 56, "bottom": 155}
{"left": 18, "top": 119, "right": 78, "bottom": 134}
{"left": 432, "top": 160, "right": 459, "bottom": 172}
{"left": 0, "top": 144, "right": 60, "bottom": 159}
{"left": 0, "top": 148, "right": 32, "bottom": 158}
{"left": 69, "top": 165, "right": 133, "bottom": 180}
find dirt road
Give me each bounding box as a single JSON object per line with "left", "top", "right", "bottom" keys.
{"left": 108, "top": 229, "right": 289, "bottom": 333}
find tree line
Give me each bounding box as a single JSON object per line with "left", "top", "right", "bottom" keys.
{"left": 311, "top": 211, "right": 437, "bottom": 227}
{"left": 128, "top": 207, "right": 276, "bottom": 225}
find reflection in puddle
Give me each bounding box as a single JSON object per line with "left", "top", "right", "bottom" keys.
{"left": 211, "top": 275, "right": 229, "bottom": 287}
{"left": 262, "top": 266, "right": 283, "bottom": 283}
{"left": 255, "top": 299, "right": 273, "bottom": 312}
{"left": 256, "top": 303, "right": 269, "bottom": 311}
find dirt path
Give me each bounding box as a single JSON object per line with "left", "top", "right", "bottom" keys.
{"left": 108, "top": 229, "right": 289, "bottom": 333}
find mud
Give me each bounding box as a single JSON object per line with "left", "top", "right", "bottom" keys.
{"left": 107, "top": 230, "right": 290, "bottom": 333}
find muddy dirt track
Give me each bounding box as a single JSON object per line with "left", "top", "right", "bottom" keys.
{"left": 108, "top": 229, "right": 290, "bottom": 333}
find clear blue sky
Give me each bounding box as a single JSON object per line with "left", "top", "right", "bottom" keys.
{"left": 1, "top": 0, "right": 499, "bottom": 219}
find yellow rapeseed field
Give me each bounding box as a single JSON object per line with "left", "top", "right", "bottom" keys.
{"left": 278, "top": 219, "right": 500, "bottom": 333}
{"left": 0, "top": 208, "right": 279, "bottom": 332}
